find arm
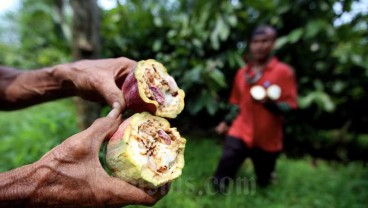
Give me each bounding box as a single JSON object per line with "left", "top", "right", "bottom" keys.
{"left": 0, "top": 65, "right": 74, "bottom": 110}
{"left": 224, "top": 104, "right": 240, "bottom": 125}
{"left": 215, "top": 104, "right": 239, "bottom": 135}
{"left": 0, "top": 57, "right": 136, "bottom": 111}
{"left": 0, "top": 106, "right": 168, "bottom": 207}
{"left": 263, "top": 101, "right": 292, "bottom": 115}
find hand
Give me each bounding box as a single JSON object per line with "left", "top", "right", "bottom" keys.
{"left": 215, "top": 121, "right": 229, "bottom": 135}
{"left": 28, "top": 106, "right": 169, "bottom": 207}
{"left": 263, "top": 100, "right": 289, "bottom": 115}
{"left": 59, "top": 57, "right": 137, "bottom": 108}
{"left": 0, "top": 58, "right": 136, "bottom": 111}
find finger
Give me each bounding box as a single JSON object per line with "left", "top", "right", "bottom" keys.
{"left": 97, "top": 76, "right": 126, "bottom": 110}
{"left": 117, "top": 57, "right": 137, "bottom": 72}
{"left": 107, "top": 102, "right": 122, "bottom": 119}
{"left": 114, "top": 58, "right": 137, "bottom": 89}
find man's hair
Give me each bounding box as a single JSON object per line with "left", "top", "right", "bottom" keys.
{"left": 251, "top": 25, "right": 277, "bottom": 40}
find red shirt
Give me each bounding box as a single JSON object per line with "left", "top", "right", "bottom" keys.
{"left": 227, "top": 57, "right": 298, "bottom": 152}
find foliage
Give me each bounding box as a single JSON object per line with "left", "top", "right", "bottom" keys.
{"left": 0, "top": 99, "right": 78, "bottom": 172}
{"left": 0, "top": 0, "right": 367, "bottom": 161}
{"left": 101, "top": 0, "right": 246, "bottom": 116}
{"left": 0, "top": 0, "right": 71, "bottom": 69}
{"left": 101, "top": 0, "right": 368, "bottom": 160}
{"left": 272, "top": 0, "right": 368, "bottom": 136}
{"left": 98, "top": 0, "right": 368, "bottom": 138}
{"left": 1, "top": 0, "right": 367, "bottom": 125}
{"left": 1, "top": 0, "right": 367, "bottom": 116}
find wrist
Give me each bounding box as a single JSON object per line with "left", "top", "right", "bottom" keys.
{"left": 53, "top": 63, "right": 77, "bottom": 93}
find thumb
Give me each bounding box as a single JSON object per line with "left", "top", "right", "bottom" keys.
{"left": 84, "top": 115, "right": 122, "bottom": 151}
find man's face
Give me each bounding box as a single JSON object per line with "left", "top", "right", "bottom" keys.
{"left": 249, "top": 33, "right": 275, "bottom": 61}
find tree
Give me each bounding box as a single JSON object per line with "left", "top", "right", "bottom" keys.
{"left": 99, "top": 0, "right": 367, "bottom": 160}
{"left": 1, "top": 0, "right": 367, "bottom": 160}
{"left": 70, "top": 0, "right": 102, "bottom": 130}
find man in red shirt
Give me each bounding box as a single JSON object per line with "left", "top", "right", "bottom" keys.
{"left": 213, "top": 25, "right": 298, "bottom": 191}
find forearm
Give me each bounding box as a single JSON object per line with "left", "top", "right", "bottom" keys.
{"left": 0, "top": 163, "right": 41, "bottom": 207}
{"left": 0, "top": 57, "right": 135, "bottom": 110}
{"left": 224, "top": 104, "right": 239, "bottom": 125}
{"left": 0, "top": 64, "right": 75, "bottom": 110}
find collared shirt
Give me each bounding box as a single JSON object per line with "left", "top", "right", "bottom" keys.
{"left": 227, "top": 57, "right": 298, "bottom": 152}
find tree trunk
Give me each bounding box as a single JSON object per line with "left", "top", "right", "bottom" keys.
{"left": 70, "top": 0, "right": 102, "bottom": 130}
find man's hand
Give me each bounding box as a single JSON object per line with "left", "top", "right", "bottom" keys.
{"left": 215, "top": 121, "right": 229, "bottom": 135}
{"left": 1, "top": 57, "right": 136, "bottom": 111}
{"left": 59, "top": 57, "right": 137, "bottom": 108}
{"left": 0, "top": 106, "right": 169, "bottom": 207}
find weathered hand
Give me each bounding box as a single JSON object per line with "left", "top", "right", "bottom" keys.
{"left": 60, "top": 57, "right": 137, "bottom": 108}
{"left": 0, "top": 58, "right": 136, "bottom": 110}
{"left": 24, "top": 106, "right": 169, "bottom": 207}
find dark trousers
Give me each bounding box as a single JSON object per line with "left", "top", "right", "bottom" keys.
{"left": 213, "top": 136, "right": 279, "bottom": 188}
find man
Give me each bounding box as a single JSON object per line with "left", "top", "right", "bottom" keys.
{"left": 213, "top": 25, "right": 298, "bottom": 191}
{"left": 0, "top": 58, "right": 169, "bottom": 207}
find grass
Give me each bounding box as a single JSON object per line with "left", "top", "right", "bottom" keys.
{"left": 131, "top": 138, "right": 368, "bottom": 208}
{"left": 0, "top": 99, "right": 78, "bottom": 172}
{"left": 1, "top": 100, "right": 367, "bottom": 207}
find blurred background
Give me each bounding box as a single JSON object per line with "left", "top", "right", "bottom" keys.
{"left": 0, "top": 0, "right": 367, "bottom": 207}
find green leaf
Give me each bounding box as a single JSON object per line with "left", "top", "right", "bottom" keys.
{"left": 332, "top": 81, "right": 345, "bottom": 93}
{"left": 153, "top": 40, "right": 162, "bottom": 52}
{"left": 351, "top": 54, "right": 363, "bottom": 66}
{"left": 210, "top": 16, "right": 229, "bottom": 49}
{"left": 226, "top": 15, "right": 237, "bottom": 27}
{"left": 316, "top": 92, "right": 335, "bottom": 112}
{"left": 209, "top": 69, "right": 227, "bottom": 88}
{"left": 288, "top": 28, "right": 303, "bottom": 43}
{"left": 167, "top": 30, "right": 177, "bottom": 39}
{"left": 192, "top": 38, "right": 202, "bottom": 48}
{"left": 313, "top": 80, "right": 324, "bottom": 91}
{"left": 206, "top": 98, "right": 217, "bottom": 115}
{"left": 201, "top": 90, "right": 217, "bottom": 115}
{"left": 305, "top": 20, "right": 324, "bottom": 38}
{"left": 153, "top": 16, "right": 163, "bottom": 27}
{"left": 275, "top": 36, "right": 288, "bottom": 50}
{"left": 188, "top": 90, "right": 209, "bottom": 115}
{"left": 218, "top": 17, "right": 229, "bottom": 41}
{"left": 181, "top": 66, "right": 203, "bottom": 90}
{"left": 298, "top": 91, "right": 336, "bottom": 112}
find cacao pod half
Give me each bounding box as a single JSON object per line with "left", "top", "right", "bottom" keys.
{"left": 106, "top": 112, "right": 186, "bottom": 188}
{"left": 122, "top": 59, "right": 185, "bottom": 118}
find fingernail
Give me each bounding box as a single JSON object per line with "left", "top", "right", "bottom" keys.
{"left": 107, "top": 108, "right": 119, "bottom": 118}
{"left": 112, "top": 102, "right": 121, "bottom": 109}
